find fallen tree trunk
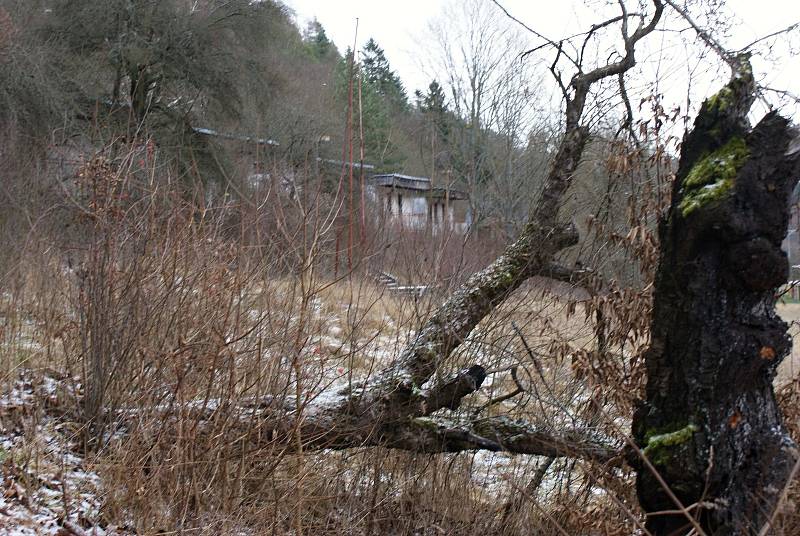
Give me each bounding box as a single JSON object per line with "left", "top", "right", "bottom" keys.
{"left": 108, "top": 0, "right": 666, "bottom": 469}
{"left": 632, "top": 59, "right": 800, "bottom": 534}
{"left": 316, "top": 0, "right": 664, "bottom": 459}
{"left": 157, "top": 375, "right": 621, "bottom": 464}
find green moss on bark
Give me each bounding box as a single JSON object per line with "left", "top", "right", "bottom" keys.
{"left": 679, "top": 137, "right": 749, "bottom": 217}
{"left": 703, "top": 59, "right": 753, "bottom": 118}
{"left": 411, "top": 416, "right": 440, "bottom": 431}
{"left": 643, "top": 423, "right": 699, "bottom": 466}
{"left": 705, "top": 87, "right": 735, "bottom": 115}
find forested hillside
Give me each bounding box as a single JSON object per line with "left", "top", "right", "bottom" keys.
{"left": 1, "top": 0, "right": 576, "bottom": 243}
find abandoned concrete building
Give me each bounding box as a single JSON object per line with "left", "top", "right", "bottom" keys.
{"left": 367, "top": 173, "right": 471, "bottom": 233}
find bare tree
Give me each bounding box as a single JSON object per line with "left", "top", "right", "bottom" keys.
{"left": 421, "top": 0, "right": 544, "bottom": 228}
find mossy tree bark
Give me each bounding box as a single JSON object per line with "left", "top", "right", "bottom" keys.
{"left": 632, "top": 60, "right": 800, "bottom": 534}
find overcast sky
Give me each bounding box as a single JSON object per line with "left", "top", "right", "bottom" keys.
{"left": 286, "top": 0, "right": 799, "bottom": 120}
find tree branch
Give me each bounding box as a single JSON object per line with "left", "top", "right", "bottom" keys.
{"left": 417, "top": 365, "right": 487, "bottom": 414}
{"left": 542, "top": 261, "right": 593, "bottom": 285}
{"left": 739, "top": 21, "right": 800, "bottom": 53}
{"left": 662, "top": 0, "right": 738, "bottom": 72}
{"left": 381, "top": 415, "right": 621, "bottom": 463}
{"left": 124, "top": 391, "right": 622, "bottom": 464}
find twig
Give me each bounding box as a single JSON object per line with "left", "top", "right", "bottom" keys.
{"left": 473, "top": 366, "right": 523, "bottom": 416}
{"left": 502, "top": 475, "right": 573, "bottom": 536}
{"left": 500, "top": 455, "right": 555, "bottom": 522}
{"left": 740, "top": 21, "right": 800, "bottom": 53}
{"left": 757, "top": 452, "right": 800, "bottom": 536}
{"left": 662, "top": 0, "right": 738, "bottom": 72}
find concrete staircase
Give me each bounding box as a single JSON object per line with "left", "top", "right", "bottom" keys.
{"left": 372, "top": 271, "right": 431, "bottom": 297}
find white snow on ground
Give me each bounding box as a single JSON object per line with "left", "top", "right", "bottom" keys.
{"left": 468, "top": 451, "right": 517, "bottom": 495}
{"left": 0, "top": 373, "right": 132, "bottom": 535}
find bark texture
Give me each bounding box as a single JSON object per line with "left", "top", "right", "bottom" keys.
{"left": 632, "top": 65, "right": 800, "bottom": 534}
{"left": 158, "top": 387, "right": 620, "bottom": 463}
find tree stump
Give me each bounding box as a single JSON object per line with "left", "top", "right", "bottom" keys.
{"left": 633, "top": 66, "right": 800, "bottom": 534}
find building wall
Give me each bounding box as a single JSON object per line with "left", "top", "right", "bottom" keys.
{"left": 783, "top": 203, "right": 800, "bottom": 279}
{"left": 367, "top": 185, "right": 470, "bottom": 232}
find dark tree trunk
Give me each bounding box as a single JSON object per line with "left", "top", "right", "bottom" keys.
{"left": 129, "top": 65, "right": 152, "bottom": 124}
{"left": 633, "top": 65, "right": 800, "bottom": 534}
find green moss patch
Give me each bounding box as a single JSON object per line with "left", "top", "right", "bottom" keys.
{"left": 703, "top": 60, "right": 753, "bottom": 117}
{"left": 643, "top": 423, "right": 699, "bottom": 466}
{"left": 411, "top": 416, "right": 440, "bottom": 431}
{"left": 679, "top": 137, "right": 749, "bottom": 217}
{"left": 705, "top": 86, "right": 735, "bottom": 115}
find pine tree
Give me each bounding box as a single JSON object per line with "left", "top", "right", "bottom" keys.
{"left": 420, "top": 81, "right": 446, "bottom": 114}
{"left": 303, "top": 18, "right": 337, "bottom": 60}
{"left": 335, "top": 49, "right": 403, "bottom": 168}
{"left": 420, "top": 80, "right": 450, "bottom": 139}
{"left": 360, "top": 38, "right": 407, "bottom": 111}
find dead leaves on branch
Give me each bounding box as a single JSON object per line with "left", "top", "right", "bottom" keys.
{"left": 555, "top": 137, "right": 668, "bottom": 414}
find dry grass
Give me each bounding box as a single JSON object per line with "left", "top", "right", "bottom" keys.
{"left": 0, "top": 144, "right": 797, "bottom": 535}
{"left": 0, "top": 250, "right": 640, "bottom": 533}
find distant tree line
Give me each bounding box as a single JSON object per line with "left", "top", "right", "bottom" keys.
{"left": 0, "top": 0, "right": 593, "bottom": 240}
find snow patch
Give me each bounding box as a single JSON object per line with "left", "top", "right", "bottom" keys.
{"left": 0, "top": 373, "right": 133, "bottom": 535}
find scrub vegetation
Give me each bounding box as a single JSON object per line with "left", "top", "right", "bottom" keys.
{"left": 0, "top": 1, "right": 799, "bottom": 535}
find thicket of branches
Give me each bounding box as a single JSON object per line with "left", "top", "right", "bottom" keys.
{"left": 0, "top": 1, "right": 799, "bottom": 535}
